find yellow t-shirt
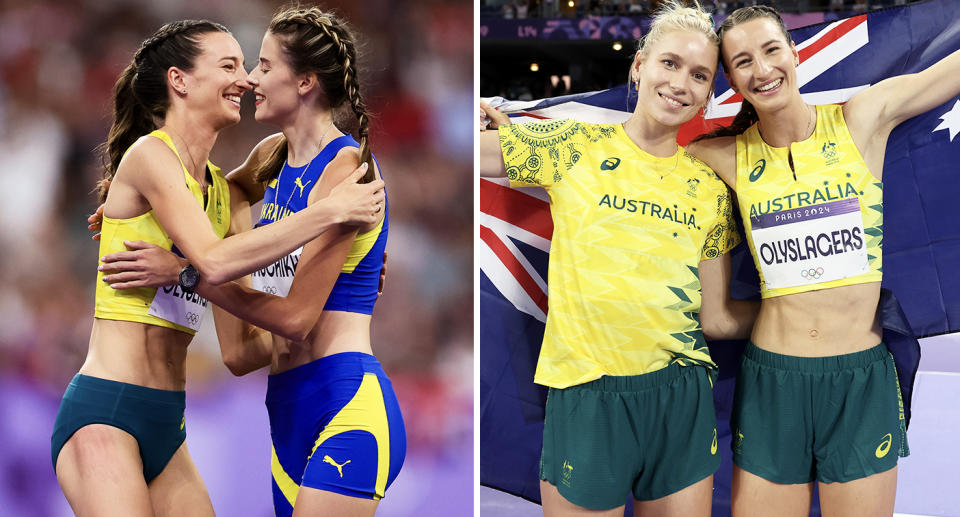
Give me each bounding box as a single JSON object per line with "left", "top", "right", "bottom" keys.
{"left": 736, "top": 104, "right": 883, "bottom": 298}
{"left": 499, "top": 120, "right": 740, "bottom": 389}
{"left": 94, "top": 130, "right": 230, "bottom": 335}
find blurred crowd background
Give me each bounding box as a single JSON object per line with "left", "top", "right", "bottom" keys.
{"left": 480, "top": 0, "right": 926, "bottom": 100}
{"left": 0, "top": 0, "right": 472, "bottom": 515}
{"left": 480, "top": 0, "right": 920, "bottom": 18}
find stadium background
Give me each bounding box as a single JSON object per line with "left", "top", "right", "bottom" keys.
{"left": 0, "top": 0, "right": 473, "bottom": 515}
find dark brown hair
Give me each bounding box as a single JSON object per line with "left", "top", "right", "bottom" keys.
{"left": 693, "top": 6, "right": 790, "bottom": 142}
{"left": 96, "top": 20, "right": 230, "bottom": 202}
{"left": 252, "top": 6, "right": 374, "bottom": 184}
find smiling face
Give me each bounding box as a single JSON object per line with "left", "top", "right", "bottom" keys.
{"left": 246, "top": 31, "right": 303, "bottom": 127}
{"left": 632, "top": 29, "right": 718, "bottom": 129}
{"left": 721, "top": 17, "right": 800, "bottom": 113}
{"left": 181, "top": 31, "right": 249, "bottom": 129}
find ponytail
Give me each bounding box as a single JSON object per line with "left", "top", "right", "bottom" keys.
{"left": 96, "top": 63, "right": 157, "bottom": 203}
{"left": 252, "top": 136, "right": 290, "bottom": 184}
{"left": 692, "top": 99, "right": 758, "bottom": 142}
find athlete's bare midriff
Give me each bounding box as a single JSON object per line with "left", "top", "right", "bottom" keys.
{"left": 750, "top": 281, "right": 882, "bottom": 356}
{"left": 271, "top": 311, "right": 373, "bottom": 373}
{"left": 80, "top": 319, "right": 191, "bottom": 390}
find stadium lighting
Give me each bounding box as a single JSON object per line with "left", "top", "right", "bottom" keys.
{"left": 530, "top": 62, "right": 540, "bottom": 72}
{"left": 612, "top": 41, "right": 623, "bottom": 51}
{"left": 568, "top": 0, "right": 574, "bottom": 7}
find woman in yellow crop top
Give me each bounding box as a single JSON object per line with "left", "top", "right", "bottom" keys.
{"left": 686, "top": 6, "right": 960, "bottom": 517}
{"left": 50, "top": 20, "right": 384, "bottom": 517}
{"left": 480, "top": 3, "right": 760, "bottom": 515}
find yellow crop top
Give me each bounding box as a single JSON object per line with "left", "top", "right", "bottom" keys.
{"left": 94, "top": 130, "right": 230, "bottom": 335}
{"left": 736, "top": 104, "right": 883, "bottom": 299}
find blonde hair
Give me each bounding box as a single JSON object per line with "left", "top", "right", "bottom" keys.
{"left": 636, "top": 0, "right": 718, "bottom": 59}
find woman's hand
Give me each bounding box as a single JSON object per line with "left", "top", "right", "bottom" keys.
{"left": 87, "top": 179, "right": 110, "bottom": 241}
{"left": 99, "top": 241, "right": 188, "bottom": 289}
{"left": 479, "top": 100, "right": 511, "bottom": 130}
{"left": 87, "top": 204, "right": 105, "bottom": 241}
{"left": 327, "top": 163, "right": 386, "bottom": 226}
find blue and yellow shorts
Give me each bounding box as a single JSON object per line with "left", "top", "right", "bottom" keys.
{"left": 50, "top": 374, "right": 186, "bottom": 483}
{"left": 266, "top": 352, "right": 406, "bottom": 515}
{"left": 731, "top": 342, "right": 909, "bottom": 484}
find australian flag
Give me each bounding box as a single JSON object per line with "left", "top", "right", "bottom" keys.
{"left": 480, "top": 1, "right": 960, "bottom": 515}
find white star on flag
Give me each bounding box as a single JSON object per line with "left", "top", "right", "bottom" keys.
{"left": 932, "top": 100, "right": 960, "bottom": 142}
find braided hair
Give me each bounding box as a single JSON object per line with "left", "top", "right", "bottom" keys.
{"left": 96, "top": 20, "right": 230, "bottom": 202}
{"left": 252, "top": 7, "right": 374, "bottom": 184}
{"left": 692, "top": 6, "right": 790, "bottom": 142}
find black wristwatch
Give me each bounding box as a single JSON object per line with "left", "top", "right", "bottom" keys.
{"left": 178, "top": 264, "right": 199, "bottom": 293}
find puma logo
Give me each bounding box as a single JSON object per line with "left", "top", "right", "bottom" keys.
{"left": 294, "top": 177, "right": 311, "bottom": 197}
{"left": 323, "top": 455, "right": 351, "bottom": 478}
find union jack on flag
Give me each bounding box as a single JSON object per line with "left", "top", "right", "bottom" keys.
{"left": 481, "top": 1, "right": 960, "bottom": 514}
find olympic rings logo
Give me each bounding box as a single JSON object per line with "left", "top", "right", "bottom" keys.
{"left": 186, "top": 312, "right": 200, "bottom": 326}
{"left": 800, "top": 267, "right": 825, "bottom": 280}
{"left": 262, "top": 286, "right": 278, "bottom": 295}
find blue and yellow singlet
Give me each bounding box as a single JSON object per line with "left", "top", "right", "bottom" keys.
{"left": 251, "top": 134, "right": 386, "bottom": 314}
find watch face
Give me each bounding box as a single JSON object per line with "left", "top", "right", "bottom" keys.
{"left": 180, "top": 266, "right": 199, "bottom": 291}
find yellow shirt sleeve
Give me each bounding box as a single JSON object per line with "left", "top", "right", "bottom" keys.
{"left": 498, "top": 119, "right": 588, "bottom": 189}
{"left": 700, "top": 184, "right": 741, "bottom": 261}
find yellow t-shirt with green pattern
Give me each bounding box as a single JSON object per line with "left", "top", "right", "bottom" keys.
{"left": 736, "top": 104, "right": 883, "bottom": 298}
{"left": 499, "top": 120, "right": 740, "bottom": 389}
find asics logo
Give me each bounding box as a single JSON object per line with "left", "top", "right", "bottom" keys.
{"left": 875, "top": 433, "right": 892, "bottom": 458}
{"left": 600, "top": 157, "right": 621, "bottom": 171}
{"left": 749, "top": 159, "right": 766, "bottom": 182}
{"left": 323, "top": 455, "right": 351, "bottom": 478}
{"left": 711, "top": 428, "right": 718, "bottom": 455}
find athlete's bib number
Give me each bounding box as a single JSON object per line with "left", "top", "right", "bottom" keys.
{"left": 147, "top": 286, "right": 209, "bottom": 331}
{"left": 750, "top": 198, "right": 868, "bottom": 290}
{"left": 251, "top": 247, "right": 302, "bottom": 298}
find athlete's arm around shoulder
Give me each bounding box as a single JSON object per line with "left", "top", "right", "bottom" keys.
{"left": 196, "top": 150, "right": 366, "bottom": 344}
{"left": 225, "top": 132, "right": 285, "bottom": 204}
{"left": 121, "top": 135, "right": 381, "bottom": 285}
{"left": 685, "top": 136, "right": 738, "bottom": 189}
{"left": 843, "top": 47, "right": 960, "bottom": 176}
{"left": 209, "top": 181, "right": 273, "bottom": 376}
{"left": 698, "top": 253, "right": 759, "bottom": 340}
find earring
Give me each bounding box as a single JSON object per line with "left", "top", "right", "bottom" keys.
{"left": 180, "top": 89, "right": 187, "bottom": 95}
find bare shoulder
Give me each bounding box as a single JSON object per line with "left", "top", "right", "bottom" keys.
{"left": 116, "top": 135, "right": 182, "bottom": 185}
{"left": 685, "top": 136, "right": 737, "bottom": 187}
{"left": 252, "top": 132, "right": 285, "bottom": 160}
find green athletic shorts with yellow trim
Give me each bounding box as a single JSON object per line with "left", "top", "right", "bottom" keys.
{"left": 540, "top": 363, "right": 721, "bottom": 510}
{"left": 731, "top": 342, "right": 908, "bottom": 484}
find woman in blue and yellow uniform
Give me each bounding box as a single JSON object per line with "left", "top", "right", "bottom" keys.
{"left": 686, "top": 6, "right": 960, "bottom": 516}
{"left": 97, "top": 8, "right": 405, "bottom": 517}
{"left": 479, "top": 2, "right": 760, "bottom": 515}
{"left": 52, "top": 20, "right": 385, "bottom": 517}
